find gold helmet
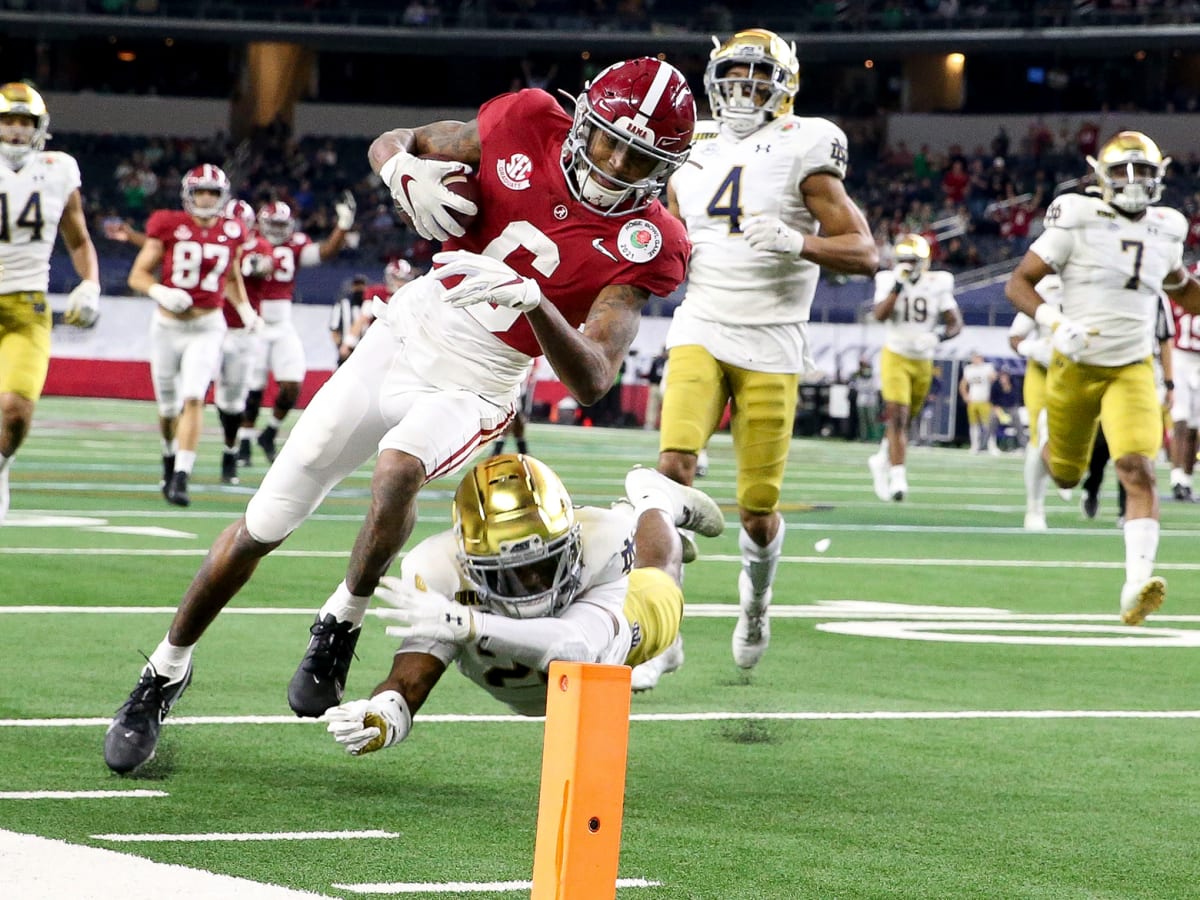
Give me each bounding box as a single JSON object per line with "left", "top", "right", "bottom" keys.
{"left": 1087, "top": 131, "right": 1170, "bottom": 215}
{"left": 704, "top": 29, "right": 800, "bottom": 137}
{"left": 452, "top": 453, "right": 582, "bottom": 619}
{"left": 893, "top": 233, "right": 932, "bottom": 278}
{"left": 0, "top": 82, "right": 50, "bottom": 168}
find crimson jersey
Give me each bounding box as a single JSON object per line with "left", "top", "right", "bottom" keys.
{"left": 146, "top": 210, "right": 244, "bottom": 310}
{"left": 262, "top": 232, "right": 313, "bottom": 301}
{"left": 442, "top": 89, "right": 690, "bottom": 357}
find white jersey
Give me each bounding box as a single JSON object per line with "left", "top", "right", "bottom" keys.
{"left": 873, "top": 269, "right": 958, "bottom": 360}
{"left": 0, "top": 151, "right": 81, "bottom": 293}
{"left": 666, "top": 115, "right": 850, "bottom": 372}
{"left": 1030, "top": 193, "right": 1185, "bottom": 366}
{"left": 395, "top": 505, "right": 636, "bottom": 716}
{"left": 961, "top": 361, "right": 997, "bottom": 403}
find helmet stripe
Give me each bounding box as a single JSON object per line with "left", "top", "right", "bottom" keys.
{"left": 635, "top": 60, "right": 673, "bottom": 124}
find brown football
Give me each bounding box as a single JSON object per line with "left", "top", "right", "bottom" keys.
{"left": 395, "top": 154, "right": 480, "bottom": 235}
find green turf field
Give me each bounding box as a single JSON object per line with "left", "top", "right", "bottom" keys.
{"left": 2, "top": 397, "right": 1198, "bottom": 899}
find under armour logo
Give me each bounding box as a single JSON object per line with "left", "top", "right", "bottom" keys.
{"left": 830, "top": 139, "right": 848, "bottom": 169}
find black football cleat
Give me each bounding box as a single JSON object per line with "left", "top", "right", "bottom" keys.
{"left": 104, "top": 664, "right": 193, "bottom": 774}
{"left": 160, "top": 454, "right": 175, "bottom": 499}
{"left": 165, "top": 471, "right": 190, "bottom": 507}
{"left": 257, "top": 427, "right": 279, "bottom": 463}
{"left": 287, "top": 614, "right": 361, "bottom": 717}
{"left": 1082, "top": 492, "right": 1099, "bottom": 520}
{"left": 220, "top": 451, "right": 240, "bottom": 485}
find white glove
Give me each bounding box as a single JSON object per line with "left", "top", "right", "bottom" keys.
{"left": 236, "top": 306, "right": 263, "bottom": 334}
{"left": 148, "top": 283, "right": 193, "bottom": 314}
{"left": 432, "top": 250, "right": 541, "bottom": 312}
{"left": 378, "top": 150, "right": 477, "bottom": 241}
{"left": 742, "top": 215, "right": 805, "bottom": 257}
{"left": 1051, "top": 318, "right": 1092, "bottom": 361}
{"left": 334, "top": 190, "right": 357, "bottom": 231}
{"left": 375, "top": 575, "right": 477, "bottom": 643}
{"left": 892, "top": 263, "right": 920, "bottom": 285}
{"left": 64, "top": 279, "right": 101, "bottom": 327}
{"left": 1016, "top": 335, "right": 1053, "bottom": 369}
{"left": 242, "top": 252, "right": 274, "bottom": 278}
{"left": 323, "top": 691, "right": 412, "bottom": 756}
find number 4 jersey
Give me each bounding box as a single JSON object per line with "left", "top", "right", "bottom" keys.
{"left": 0, "top": 150, "right": 81, "bottom": 293}
{"left": 1030, "top": 191, "right": 1185, "bottom": 367}
{"left": 395, "top": 89, "right": 690, "bottom": 403}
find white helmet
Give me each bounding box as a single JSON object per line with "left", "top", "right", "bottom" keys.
{"left": 1087, "top": 131, "right": 1170, "bottom": 215}
{"left": 0, "top": 82, "right": 50, "bottom": 168}
{"left": 705, "top": 30, "right": 800, "bottom": 138}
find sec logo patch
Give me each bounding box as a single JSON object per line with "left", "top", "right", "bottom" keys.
{"left": 617, "top": 219, "right": 662, "bottom": 263}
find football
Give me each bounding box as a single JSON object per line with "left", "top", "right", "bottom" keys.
{"left": 396, "top": 154, "right": 480, "bottom": 235}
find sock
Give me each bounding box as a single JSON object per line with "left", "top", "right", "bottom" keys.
{"left": 145, "top": 637, "right": 194, "bottom": 683}
{"left": 490, "top": 439, "right": 506, "bottom": 456}
{"left": 175, "top": 449, "right": 196, "bottom": 476}
{"left": 969, "top": 423, "right": 980, "bottom": 450}
{"left": 160, "top": 438, "right": 177, "bottom": 456}
{"left": 1123, "top": 518, "right": 1159, "bottom": 585}
{"left": 318, "top": 580, "right": 372, "bottom": 629}
{"left": 739, "top": 521, "right": 785, "bottom": 597}
{"left": 873, "top": 436, "right": 889, "bottom": 462}
{"left": 238, "top": 427, "right": 255, "bottom": 443}
{"left": 268, "top": 415, "right": 284, "bottom": 431}
{"left": 628, "top": 475, "right": 678, "bottom": 521}
{"left": 1170, "top": 466, "right": 1184, "bottom": 487}
{"left": 516, "top": 439, "right": 528, "bottom": 454}
{"left": 0, "top": 451, "right": 10, "bottom": 476}
{"left": 1024, "top": 445, "right": 1048, "bottom": 514}
{"left": 889, "top": 463, "right": 906, "bottom": 481}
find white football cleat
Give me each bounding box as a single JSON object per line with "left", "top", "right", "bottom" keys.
{"left": 1120, "top": 576, "right": 1166, "bottom": 626}
{"left": 1057, "top": 487, "right": 1073, "bottom": 502}
{"left": 868, "top": 453, "right": 890, "bottom": 501}
{"left": 888, "top": 468, "right": 908, "bottom": 502}
{"left": 695, "top": 449, "right": 709, "bottom": 478}
{"left": 624, "top": 466, "right": 725, "bottom": 537}
{"left": 630, "top": 635, "right": 685, "bottom": 692}
{"left": 732, "top": 570, "right": 771, "bottom": 669}
{"left": 678, "top": 528, "right": 698, "bottom": 564}
{"left": 1023, "top": 512, "right": 1047, "bottom": 531}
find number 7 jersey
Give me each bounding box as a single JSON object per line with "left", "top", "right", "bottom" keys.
{"left": 1030, "top": 191, "right": 1185, "bottom": 366}
{"left": 0, "top": 150, "right": 81, "bottom": 293}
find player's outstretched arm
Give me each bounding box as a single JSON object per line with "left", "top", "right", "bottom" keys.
{"left": 526, "top": 283, "right": 647, "bottom": 406}
{"left": 798, "top": 173, "right": 879, "bottom": 275}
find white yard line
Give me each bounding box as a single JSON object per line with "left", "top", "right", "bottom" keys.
{"left": 92, "top": 830, "right": 399, "bottom": 843}
{"left": 332, "top": 878, "right": 662, "bottom": 894}
{"left": 0, "top": 790, "right": 167, "bottom": 800}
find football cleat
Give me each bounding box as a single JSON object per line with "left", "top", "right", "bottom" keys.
{"left": 1081, "top": 492, "right": 1099, "bottom": 520}
{"left": 1172, "top": 483, "right": 1193, "bottom": 502}
{"left": 679, "top": 529, "right": 698, "bottom": 564}
{"left": 630, "top": 635, "right": 685, "bottom": 692}
{"left": 732, "top": 570, "right": 771, "bottom": 669}
{"left": 257, "top": 426, "right": 279, "bottom": 463}
{"left": 1120, "top": 575, "right": 1166, "bottom": 626}
{"left": 220, "top": 451, "right": 240, "bottom": 485}
{"left": 888, "top": 468, "right": 908, "bottom": 502}
{"left": 1023, "top": 511, "right": 1047, "bottom": 531}
{"left": 695, "top": 449, "right": 709, "bottom": 478}
{"left": 165, "top": 471, "right": 190, "bottom": 507}
{"left": 287, "top": 614, "right": 362, "bottom": 717}
{"left": 160, "top": 454, "right": 175, "bottom": 500}
{"left": 624, "top": 466, "right": 725, "bottom": 537}
{"left": 236, "top": 438, "right": 252, "bottom": 467}
{"left": 868, "top": 453, "right": 890, "bottom": 501}
{"left": 1057, "top": 487, "right": 1073, "bottom": 502}
{"left": 104, "top": 664, "right": 193, "bottom": 774}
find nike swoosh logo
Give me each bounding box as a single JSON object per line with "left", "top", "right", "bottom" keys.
{"left": 592, "top": 238, "right": 618, "bottom": 262}
{"left": 398, "top": 174, "right": 417, "bottom": 210}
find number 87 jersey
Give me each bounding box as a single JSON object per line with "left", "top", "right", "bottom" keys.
{"left": 669, "top": 113, "right": 849, "bottom": 326}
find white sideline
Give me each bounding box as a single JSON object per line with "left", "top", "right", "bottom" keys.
{"left": 0, "top": 790, "right": 167, "bottom": 800}
{"left": 333, "top": 878, "right": 663, "bottom": 894}
{"left": 92, "top": 830, "right": 399, "bottom": 843}
{"left": 0, "top": 830, "right": 338, "bottom": 900}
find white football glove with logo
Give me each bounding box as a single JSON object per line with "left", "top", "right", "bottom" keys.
{"left": 432, "top": 250, "right": 542, "bottom": 312}
{"left": 375, "top": 575, "right": 477, "bottom": 643}
{"left": 892, "top": 263, "right": 920, "bottom": 285}
{"left": 148, "top": 283, "right": 193, "bottom": 314}
{"left": 378, "top": 150, "right": 477, "bottom": 241}
{"left": 742, "top": 215, "right": 805, "bottom": 258}
{"left": 242, "top": 252, "right": 274, "bottom": 278}
{"left": 1051, "top": 319, "right": 1092, "bottom": 361}
{"left": 1016, "top": 335, "right": 1053, "bottom": 369}
{"left": 334, "top": 190, "right": 357, "bottom": 231}
{"left": 323, "top": 691, "right": 412, "bottom": 756}
{"left": 64, "top": 279, "right": 101, "bottom": 327}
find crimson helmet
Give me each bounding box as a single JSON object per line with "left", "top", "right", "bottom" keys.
{"left": 561, "top": 57, "right": 695, "bottom": 216}
{"left": 181, "top": 164, "right": 230, "bottom": 220}
{"left": 223, "top": 198, "right": 256, "bottom": 233}
{"left": 257, "top": 200, "right": 296, "bottom": 245}
{"left": 384, "top": 258, "right": 414, "bottom": 291}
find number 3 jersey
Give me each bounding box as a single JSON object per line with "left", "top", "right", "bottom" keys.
{"left": 666, "top": 114, "right": 849, "bottom": 372}
{"left": 0, "top": 150, "right": 81, "bottom": 293}
{"left": 145, "top": 209, "right": 245, "bottom": 310}
{"left": 395, "top": 88, "right": 690, "bottom": 404}
{"left": 392, "top": 505, "right": 637, "bottom": 717}
{"left": 1030, "top": 192, "right": 1186, "bottom": 367}
{"left": 873, "top": 269, "right": 958, "bottom": 360}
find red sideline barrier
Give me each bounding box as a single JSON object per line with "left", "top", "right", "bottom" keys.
{"left": 43, "top": 357, "right": 334, "bottom": 407}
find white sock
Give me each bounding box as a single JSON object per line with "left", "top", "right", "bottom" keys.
{"left": 628, "top": 477, "right": 676, "bottom": 521}
{"left": 889, "top": 463, "right": 906, "bottom": 481}
{"left": 318, "top": 580, "right": 372, "bottom": 629}
{"left": 1170, "top": 466, "right": 1184, "bottom": 487}
{"left": 739, "top": 521, "right": 785, "bottom": 597}
{"left": 175, "top": 449, "right": 197, "bottom": 475}
{"left": 1123, "top": 518, "right": 1159, "bottom": 585}
{"left": 238, "top": 427, "right": 255, "bottom": 442}
{"left": 161, "top": 438, "right": 177, "bottom": 456}
{"left": 0, "top": 451, "right": 10, "bottom": 476}
{"left": 268, "top": 415, "right": 285, "bottom": 431}
{"left": 969, "top": 423, "right": 980, "bottom": 451}
{"left": 1183, "top": 472, "right": 1193, "bottom": 489}
{"left": 146, "top": 637, "right": 194, "bottom": 683}
{"left": 1024, "top": 445, "right": 1048, "bottom": 514}
{"left": 875, "top": 436, "right": 889, "bottom": 460}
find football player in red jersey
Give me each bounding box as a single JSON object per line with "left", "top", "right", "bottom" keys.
{"left": 237, "top": 193, "right": 356, "bottom": 466}
{"left": 105, "top": 57, "right": 697, "bottom": 774}
{"left": 215, "top": 198, "right": 271, "bottom": 485}
{"left": 127, "top": 164, "right": 260, "bottom": 507}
